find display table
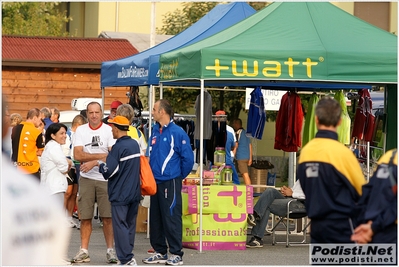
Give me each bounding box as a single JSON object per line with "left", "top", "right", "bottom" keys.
{"left": 182, "top": 185, "right": 253, "bottom": 250}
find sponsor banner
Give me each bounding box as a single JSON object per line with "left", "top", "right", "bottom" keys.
{"left": 182, "top": 185, "right": 253, "bottom": 215}
{"left": 182, "top": 213, "right": 247, "bottom": 250}
{"left": 310, "top": 244, "right": 397, "bottom": 265}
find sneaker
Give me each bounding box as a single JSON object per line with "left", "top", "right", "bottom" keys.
{"left": 265, "top": 228, "right": 273, "bottom": 235}
{"left": 69, "top": 218, "right": 77, "bottom": 228}
{"left": 72, "top": 248, "right": 90, "bottom": 263}
{"left": 165, "top": 255, "right": 183, "bottom": 266}
{"left": 247, "top": 214, "right": 256, "bottom": 226}
{"left": 106, "top": 248, "right": 118, "bottom": 264}
{"left": 61, "top": 259, "right": 72, "bottom": 265}
{"left": 142, "top": 253, "right": 168, "bottom": 264}
{"left": 246, "top": 236, "right": 263, "bottom": 248}
{"left": 72, "top": 211, "right": 79, "bottom": 219}
{"left": 75, "top": 219, "right": 81, "bottom": 230}
{"left": 125, "top": 258, "right": 137, "bottom": 265}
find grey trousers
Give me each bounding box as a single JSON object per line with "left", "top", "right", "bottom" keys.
{"left": 251, "top": 188, "right": 305, "bottom": 238}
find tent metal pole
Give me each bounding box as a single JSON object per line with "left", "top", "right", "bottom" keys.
{"left": 146, "top": 84, "right": 154, "bottom": 239}
{"left": 288, "top": 152, "right": 296, "bottom": 188}
{"left": 101, "top": 87, "right": 105, "bottom": 110}
{"left": 160, "top": 83, "right": 163, "bottom": 100}
{"left": 199, "top": 79, "right": 204, "bottom": 253}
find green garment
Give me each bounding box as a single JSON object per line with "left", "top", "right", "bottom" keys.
{"left": 302, "top": 93, "right": 319, "bottom": 147}
{"left": 334, "top": 91, "right": 351, "bottom": 145}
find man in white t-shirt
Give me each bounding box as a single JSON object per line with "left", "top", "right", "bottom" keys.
{"left": 72, "top": 101, "right": 118, "bottom": 264}
{"left": 2, "top": 96, "right": 71, "bottom": 265}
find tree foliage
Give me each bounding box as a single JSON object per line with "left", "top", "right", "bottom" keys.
{"left": 157, "top": 2, "right": 270, "bottom": 120}
{"left": 157, "top": 2, "right": 218, "bottom": 35}
{"left": 2, "top": 2, "right": 71, "bottom": 36}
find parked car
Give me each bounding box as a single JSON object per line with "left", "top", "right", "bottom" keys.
{"left": 59, "top": 98, "right": 110, "bottom": 128}
{"left": 59, "top": 110, "right": 81, "bottom": 129}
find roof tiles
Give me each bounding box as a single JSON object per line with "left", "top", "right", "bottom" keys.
{"left": 2, "top": 35, "right": 139, "bottom": 63}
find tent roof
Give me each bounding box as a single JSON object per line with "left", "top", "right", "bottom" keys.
{"left": 159, "top": 2, "right": 397, "bottom": 86}
{"left": 100, "top": 2, "right": 256, "bottom": 87}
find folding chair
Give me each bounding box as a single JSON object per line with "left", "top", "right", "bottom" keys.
{"left": 271, "top": 199, "right": 310, "bottom": 247}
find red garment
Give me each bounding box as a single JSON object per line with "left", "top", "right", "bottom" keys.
{"left": 352, "top": 89, "right": 375, "bottom": 142}
{"left": 274, "top": 92, "right": 304, "bottom": 152}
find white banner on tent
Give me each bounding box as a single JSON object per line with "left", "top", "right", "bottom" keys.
{"left": 245, "top": 88, "right": 286, "bottom": 111}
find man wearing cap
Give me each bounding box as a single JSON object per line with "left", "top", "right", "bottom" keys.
{"left": 72, "top": 101, "right": 118, "bottom": 264}
{"left": 103, "top": 100, "right": 123, "bottom": 124}
{"left": 98, "top": 116, "right": 141, "bottom": 266}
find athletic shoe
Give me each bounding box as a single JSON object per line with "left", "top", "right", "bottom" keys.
{"left": 265, "top": 228, "right": 273, "bottom": 235}
{"left": 72, "top": 211, "right": 79, "bottom": 219}
{"left": 246, "top": 237, "right": 263, "bottom": 248}
{"left": 72, "top": 248, "right": 90, "bottom": 263}
{"left": 68, "top": 218, "right": 77, "bottom": 228}
{"left": 247, "top": 214, "right": 256, "bottom": 226}
{"left": 106, "top": 248, "right": 118, "bottom": 263}
{"left": 61, "top": 259, "right": 72, "bottom": 265}
{"left": 125, "top": 258, "right": 137, "bottom": 265}
{"left": 165, "top": 255, "right": 183, "bottom": 266}
{"left": 142, "top": 253, "right": 168, "bottom": 264}
{"left": 74, "top": 219, "right": 81, "bottom": 230}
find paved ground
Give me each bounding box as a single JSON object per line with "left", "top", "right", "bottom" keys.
{"left": 67, "top": 219, "right": 311, "bottom": 266}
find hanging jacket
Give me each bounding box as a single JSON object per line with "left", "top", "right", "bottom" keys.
{"left": 334, "top": 91, "right": 351, "bottom": 145}
{"left": 246, "top": 87, "right": 266, "bottom": 140}
{"left": 274, "top": 91, "right": 304, "bottom": 152}
{"left": 302, "top": 93, "right": 319, "bottom": 147}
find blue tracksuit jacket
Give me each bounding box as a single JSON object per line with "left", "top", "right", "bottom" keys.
{"left": 148, "top": 121, "right": 194, "bottom": 182}
{"left": 99, "top": 136, "right": 141, "bottom": 205}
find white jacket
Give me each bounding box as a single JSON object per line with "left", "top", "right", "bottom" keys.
{"left": 40, "top": 140, "right": 69, "bottom": 194}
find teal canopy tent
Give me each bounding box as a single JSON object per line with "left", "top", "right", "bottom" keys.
{"left": 159, "top": 2, "right": 397, "bottom": 149}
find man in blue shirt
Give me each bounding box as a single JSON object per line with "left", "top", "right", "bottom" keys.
{"left": 232, "top": 118, "right": 252, "bottom": 185}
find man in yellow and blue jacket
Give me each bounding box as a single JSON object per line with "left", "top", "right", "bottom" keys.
{"left": 298, "top": 97, "right": 366, "bottom": 243}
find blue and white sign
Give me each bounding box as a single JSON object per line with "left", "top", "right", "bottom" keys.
{"left": 245, "top": 88, "right": 286, "bottom": 111}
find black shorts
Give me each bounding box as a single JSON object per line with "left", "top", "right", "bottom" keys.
{"left": 67, "top": 167, "right": 78, "bottom": 185}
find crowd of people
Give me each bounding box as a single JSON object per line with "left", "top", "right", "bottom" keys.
{"left": 2, "top": 97, "right": 195, "bottom": 266}
{"left": 2, "top": 94, "right": 397, "bottom": 265}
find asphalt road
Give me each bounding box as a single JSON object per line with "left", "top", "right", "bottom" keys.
{"left": 67, "top": 218, "right": 310, "bottom": 266}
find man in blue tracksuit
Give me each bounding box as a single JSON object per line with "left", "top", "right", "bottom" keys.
{"left": 98, "top": 116, "right": 141, "bottom": 265}
{"left": 352, "top": 149, "right": 397, "bottom": 244}
{"left": 143, "top": 99, "right": 194, "bottom": 266}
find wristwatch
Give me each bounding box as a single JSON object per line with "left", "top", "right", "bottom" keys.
{"left": 97, "top": 160, "right": 105, "bottom": 166}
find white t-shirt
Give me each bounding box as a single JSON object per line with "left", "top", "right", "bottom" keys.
{"left": 226, "top": 125, "right": 237, "bottom": 157}
{"left": 73, "top": 122, "right": 115, "bottom": 181}
{"left": 2, "top": 154, "right": 71, "bottom": 265}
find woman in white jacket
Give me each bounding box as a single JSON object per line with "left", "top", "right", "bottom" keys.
{"left": 40, "top": 123, "right": 72, "bottom": 205}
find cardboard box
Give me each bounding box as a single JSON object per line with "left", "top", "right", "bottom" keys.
{"left": 136, "top": 205, "right": 148, "bottom": 233}
{"left": 250, "top": 168, "right": 268, "bottom": 193}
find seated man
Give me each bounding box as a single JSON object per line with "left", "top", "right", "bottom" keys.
{"left": 246, "top": 182, "right": 305, "bottom": 248}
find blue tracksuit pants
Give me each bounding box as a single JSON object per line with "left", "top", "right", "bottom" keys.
{"left": 111, "top": 202, "right": 140, "bottom": 264}
{"left": 149, "top": 178, "right": 183, "bottom": 257}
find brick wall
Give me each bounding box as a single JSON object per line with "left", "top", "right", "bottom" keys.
{"left": 2, "top": 66, "right": 130, "bottom": 117}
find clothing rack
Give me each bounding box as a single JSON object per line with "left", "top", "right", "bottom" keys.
{"left": 174, "top": 114, "right": 197, "bottom": 119}
{"left": 212, "top": 114, "right": 227, "bottom": 121}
